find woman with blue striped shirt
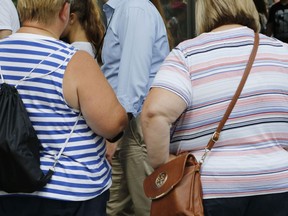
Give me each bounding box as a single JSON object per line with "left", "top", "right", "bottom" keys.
{"left": 0, "top": 0, "right": 128, "bottom": 215}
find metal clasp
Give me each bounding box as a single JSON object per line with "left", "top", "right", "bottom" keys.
{"left": 199, "top": 148, "right": 210, "bottom": 164}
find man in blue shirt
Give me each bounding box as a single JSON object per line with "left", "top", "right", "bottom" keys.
{"left": 101, "top": 0, "right": 171, "bottom": 215}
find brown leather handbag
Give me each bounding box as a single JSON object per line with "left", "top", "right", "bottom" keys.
{"left": 144, "top": 152, "right": 203, "bottom": 215}
{"left": 143, "top": 33, "right": 259, "bottom": 216}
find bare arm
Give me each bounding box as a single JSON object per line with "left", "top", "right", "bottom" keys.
{"left": 141, "top": 88, "right": 187, "bottom": 169}
{"left": 0, "top": 30, "right": 12, "bottom": 39}
{"left": 63, "top": 50, "right": 128, "bottom": 139}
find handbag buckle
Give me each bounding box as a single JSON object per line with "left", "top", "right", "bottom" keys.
{"left": 211, "top": 131, "right": 220, "bottom": 142}
{"left": 155, "top": 172, "right": 168, "bottom": 188}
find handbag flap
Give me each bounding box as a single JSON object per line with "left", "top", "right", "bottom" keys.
{"left": 143, "top": 152, "right": 200, "bottom": 199}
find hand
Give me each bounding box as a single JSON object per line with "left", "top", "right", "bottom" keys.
{"left": 105, "top": 140, "right": 119, "bottom": 165}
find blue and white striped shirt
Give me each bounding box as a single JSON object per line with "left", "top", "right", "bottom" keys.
{"left": 0, "top": 33, "right": 111, "bottom": 201}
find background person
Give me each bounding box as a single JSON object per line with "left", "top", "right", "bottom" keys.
{"left": 266, "top": 0, "right": 288, "bottom": 42}
{"left": 253, "top": 0, "right": 269, "bottom": 34}
{"left": 0, "top": 0, "right": 20, "bottom": 39}
{"left": 100, "top": 0, "right": 172, "bottom": 215}
{"left": 61, "top": 0, "right": 105, "bottom": 64}
{"left": 142, "top": 0, "right": 288, "bottom": 215}
{"left": 0, "top": 0, "right": 127, "bottom": 215}
{"left": 167, "top": 0, "right": 187, "bottom": 45}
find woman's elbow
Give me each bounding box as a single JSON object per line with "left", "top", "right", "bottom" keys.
{"left": 108, "top": 108, "right": 128, "bottom": 137}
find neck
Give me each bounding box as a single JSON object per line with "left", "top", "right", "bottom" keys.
{"left": 20, "top": 24, "right": 58, "bottom": 39}
{"left": 69, "top": 25, "right": 89, "bottom": 43}
{"left": 211, "top": 24, "right": 243, "bottom": 32}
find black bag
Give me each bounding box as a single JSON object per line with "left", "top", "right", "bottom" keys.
{"left": 0, "top": 83, "right": 53, "bottom": 193}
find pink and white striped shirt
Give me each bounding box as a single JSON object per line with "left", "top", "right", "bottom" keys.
{"left": 152, "top": 27, "right": 288, "bottom": 199}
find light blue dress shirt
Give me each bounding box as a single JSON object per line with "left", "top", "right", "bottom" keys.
{"left": 101, "top": 0, "right": 170, "bottom": 116}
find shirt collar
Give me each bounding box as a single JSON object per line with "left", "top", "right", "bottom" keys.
{"left": 103, "top": 0, "right": 124, "bottom": 11}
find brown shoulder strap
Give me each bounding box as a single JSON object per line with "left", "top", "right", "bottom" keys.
{"left": 206, "top": 33, "right": 259, "bottom": 151}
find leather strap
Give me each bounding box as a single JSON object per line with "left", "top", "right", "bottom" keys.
{"left": 205, "top": 33, "right": 259, "bottom": 151}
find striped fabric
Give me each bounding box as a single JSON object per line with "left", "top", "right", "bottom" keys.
{"left": 0, "top": 33, "right": 111, "bottom": 201}
{"left": 152, "top": 27, "right": 288, "bottom": 199}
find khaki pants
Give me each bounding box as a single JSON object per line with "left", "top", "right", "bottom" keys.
{"left": 107, "top": 115, "right": 153, "bottom": 216}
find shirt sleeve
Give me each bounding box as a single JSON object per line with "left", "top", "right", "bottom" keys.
{"left": 0, "top": 0, "right": 13, "bottom": 31}
{"left": 116, "top": 6, "right": 155, "bottom": 115}
{"left": 152, "top": 48, "right": 193, "bottom": 107}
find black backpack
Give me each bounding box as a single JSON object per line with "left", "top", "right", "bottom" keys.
{"left": 0, "top": 48, "right": 80, "bottom": 193}
{"left": 0, "top": 82, "right": 54, "bottom": 193}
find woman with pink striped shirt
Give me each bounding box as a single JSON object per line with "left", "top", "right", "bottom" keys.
{"left": 142, "top": 0, "right": 288, "bottom": 215}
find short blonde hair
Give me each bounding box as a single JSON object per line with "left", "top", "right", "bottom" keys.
{"left": 195, "top": 0, "right": 260, "bottom": 35}
{"left": 17, "top": 0, "right": 68, "bottom": 25}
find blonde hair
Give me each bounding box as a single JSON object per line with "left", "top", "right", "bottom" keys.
{"left": 17, "top": 0, "right": 67, "bottom": 25}
{"left": 195, "top": 0, "right": 260, "bottom": 35}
